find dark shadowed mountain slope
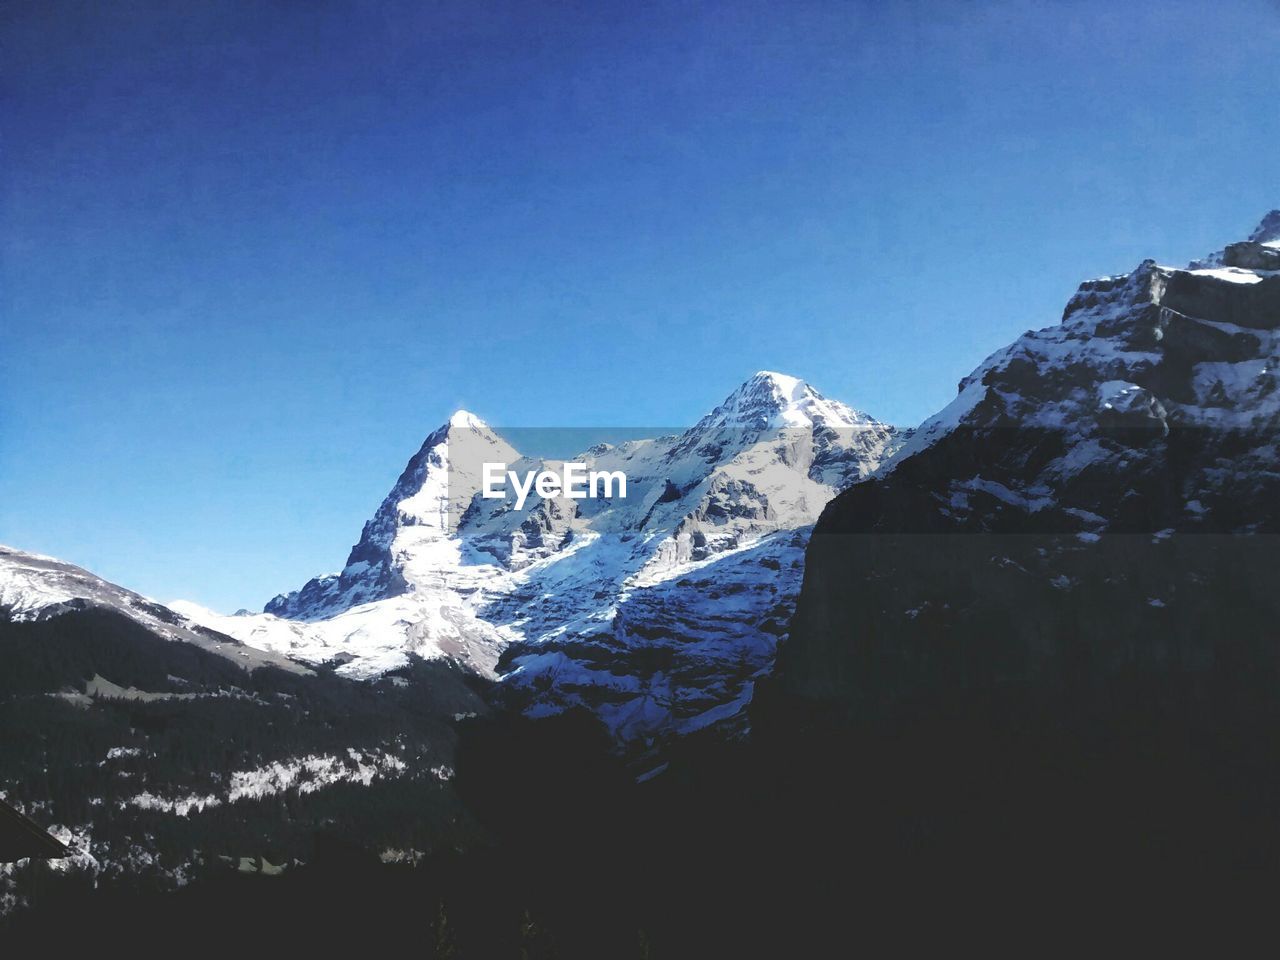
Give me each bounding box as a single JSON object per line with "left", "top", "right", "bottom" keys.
{"left": 0, "top": 549, "right": 488, "bottom": 912}
{"left": 741, "top": 212, "right": 1280, "bottom": 924}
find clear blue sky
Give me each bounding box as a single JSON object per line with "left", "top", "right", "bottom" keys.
{"left": 2, "top": 0, "right": 1277, "bottom": 611}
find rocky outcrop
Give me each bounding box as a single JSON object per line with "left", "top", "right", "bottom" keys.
{"left": 780, "top": 212, "right": 1280, "bottom": 724}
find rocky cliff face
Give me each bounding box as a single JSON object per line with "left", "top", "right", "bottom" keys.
{"left": 780, "top": 212, "right": 1280, "bottom": 725}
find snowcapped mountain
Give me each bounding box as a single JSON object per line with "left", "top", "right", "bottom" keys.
{"left": 491, "top": 372, "right": 900, "bottom": 743}
{"left": 0, "top": 545, "right": 488, "bottom": 912}
{"left": 263, "top": 410, "right": 520, "bottom": 619}
{"left": 0, "top": 545, "right": 305, "bottom": 674}
{"left": 781, "top": 211, "right": 1280, "bottom": 717}
{"left": 174, "top": 412, "right": 519, "bottom": 679}
{"left": 181, "top": 371, "right": 900, "bottom": 743}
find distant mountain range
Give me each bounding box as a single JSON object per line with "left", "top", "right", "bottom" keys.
{"left": 174, "top": 370, "right": 900, "bottom": 746}
{"left": 3, "top": 211, "right": 1278, "bottom": 915}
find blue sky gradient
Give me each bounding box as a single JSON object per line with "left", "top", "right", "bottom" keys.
{"left": 3, "top": 0, "right": 1278, "bottom": 610}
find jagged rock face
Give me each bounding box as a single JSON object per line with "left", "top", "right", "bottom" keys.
{"left": 183, "top": 372, "right": 901, "bottom": 744}
{"left": 781, "top": 213, "right": 1280, "bottom": 723}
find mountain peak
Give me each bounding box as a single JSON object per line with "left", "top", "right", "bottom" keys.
{"left": 448, "top": 409, "right": 489, "bottom": 430}
{"left": 1248, "top": 209, "right": 1280, "bottom": 245}
{"left": 695, "top": 370, "right": 878, "bottom": 434}
{"left": 724, "top": 370, "right": 808, "bottom": 409}
{"left": 715, "top": 370, "right": 802, "bottom": 417}
{"left": 414, "top": 409, "right": 501, "bottom": 452}
{"left": 1191, "top": 209, "right": 1280, "bottom": 268}
{"left": 748, "top": 369, "right": 804, "bottom": 392}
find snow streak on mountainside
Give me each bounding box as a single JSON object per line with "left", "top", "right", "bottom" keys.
{"left": 181, "top": 372, "right": 901, "bottom": 742}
